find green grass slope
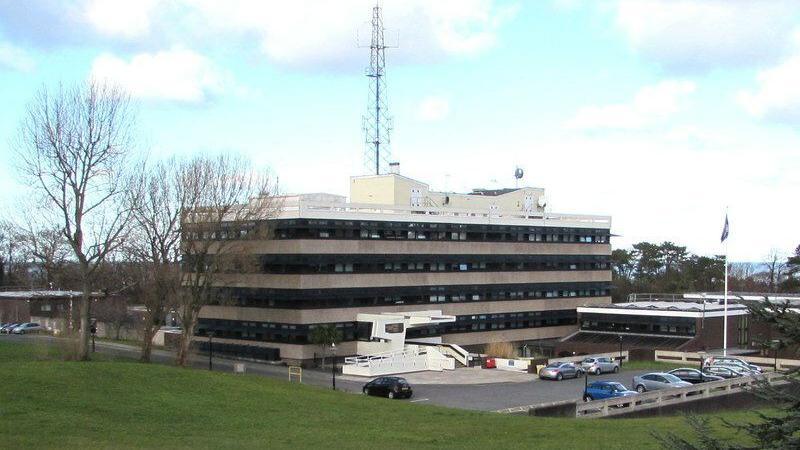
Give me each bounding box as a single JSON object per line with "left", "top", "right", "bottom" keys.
{"left": 0, "top": 341, "right": 756, "bottom": 449}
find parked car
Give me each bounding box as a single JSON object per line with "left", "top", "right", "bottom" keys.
{"left": 539, "top": 362, "right": 584, "bottom": 380}
{"left": 362, "top": 377, "right": 413, "bottom": 399}
{"left": 583, "top": 381, "right": 638, "bottom": 402}
{"left": 668, "top": 368, "right": 724, "bottom": 384}
{"left": 11, "top": 323, "right": 43, "bottom": 334}
{"left": 709, "top": 363, "right": 763, "bottom": 379}
{"left": 708, "top": 357, "right": 762, "bottom": 373}
{"left": 632, "top": 372, "right": 692, "bottom": 393}
{"left": 1, "top": 322, "right": 21, "bottom": 334}
{"left": 702, "top": 366, "right": 744, "bottom": 379}
{"left": 581, "top": 357, "right": 620, "bottom": 375}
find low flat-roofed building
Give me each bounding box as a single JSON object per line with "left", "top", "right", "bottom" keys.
{"left": 558, "top": 292, "right": 800, "bottom": 356}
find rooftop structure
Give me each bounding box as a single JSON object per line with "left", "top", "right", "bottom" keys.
{"left": 578, "top": 301, "right": 750, "bottom": 319}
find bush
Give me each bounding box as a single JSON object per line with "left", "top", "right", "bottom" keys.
{"left": 484, "top": 341, "right": 516, "bottom": 359}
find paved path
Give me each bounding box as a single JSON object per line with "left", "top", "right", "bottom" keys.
{"left": 1, "top": 334, "right": 666, "bottom": 412}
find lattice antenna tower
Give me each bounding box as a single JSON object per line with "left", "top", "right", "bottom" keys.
{"left": 360, "top": 2, "right": 397, "bottom": 175}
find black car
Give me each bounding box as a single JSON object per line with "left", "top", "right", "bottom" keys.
{"left": 668, "top": 368, "right": 724, "bottom": 384}
{"left": 362, "top": 376, "right": 413, "bottom": 399}
{"left": 702, "top": 366, "right": 743, "bottom": 379}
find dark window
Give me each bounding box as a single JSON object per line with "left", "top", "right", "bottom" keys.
{"left": 385, "top": 323, "right": 404, "bottom": 333}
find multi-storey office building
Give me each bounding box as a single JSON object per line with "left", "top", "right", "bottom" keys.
{"left": 193, "top": 173, "right": 612, "bottom": 365}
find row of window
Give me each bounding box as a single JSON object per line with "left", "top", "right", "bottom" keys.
{"left": 210, "top": 282, "right": 612, "bottom": 309}
{"left": 259, "top": 254, "right": 609, "bottom": 275}
{"left": 185, "top": 219, "right": 610, "bottom": 244}
{"left": 195, "top": 309, "right": 578, "bottom": 344}
{"left": 580, "top": 313, "right": 697, "bottom": 336}
{"left": 408, "top": 310, "right": 577, "bottom": 338}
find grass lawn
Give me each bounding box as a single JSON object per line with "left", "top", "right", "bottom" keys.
{"left": 0, "top": 341, "right": 760, "bottom": 449}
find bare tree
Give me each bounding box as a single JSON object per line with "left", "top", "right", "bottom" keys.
{"left": 175, "top": 155, "right": 276, "bottom": 366}
{"left": 14, "top": 82, "right": 137, "bottom": 360}
{"left": 126, "top": 159, "right": 184, "bottom": 362}
{"left": 765, "top": 248, "right": 786, "bottom": 293}
{"left": 13, "top": 222, "right": 72, "bottom": 289}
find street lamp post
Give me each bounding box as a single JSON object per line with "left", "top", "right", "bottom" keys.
{"left": 331, "top": 342, "right": 337, "bottom": 391}
{"left": 90, "top": 322, "right": 97, "bottom": 353}
{"left": 772, "top": 339, "right": 782, "bottom": 372}
{"left": 208, "top": 331, "right": 215, "bottom": 371}
{"left": 618, "top": 335, "right": 623, "bottom": 367}
{"left": 583, "top": 365, "right": 588, "bottom": 398}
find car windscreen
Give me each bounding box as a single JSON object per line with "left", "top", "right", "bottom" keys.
{"left": 546, "top": 362, "right": 561, "bottom": 368}
{"left": 610, "top": 383, "right": 626, "bottom": 391}
{"left": 662, "top": 374, "right": 683, "bottom": 383}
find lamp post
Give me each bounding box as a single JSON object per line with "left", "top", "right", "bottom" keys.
{"left": 208, "top": 331, "right": 215, "bottom": 371}
{"left": 331, "top": 342, "right": 337, "bottom": 391}
{"left": 583, "top": 364, "right": 588, "bottom": 398}
{"left": 90, "top": 322, "right": 97, "bottom": 353}
{"left": 618, "top": 335, "right": 623, "bottom": 367}
{"left": 771, "top": 339, "right": 782, "bottom": 372}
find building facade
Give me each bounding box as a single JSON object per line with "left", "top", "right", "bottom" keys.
{"left": 193, "top": 174, "right": 613, "bottom": 364}
{"left": 557, "top": 293, "right": 800, "bottom": 356}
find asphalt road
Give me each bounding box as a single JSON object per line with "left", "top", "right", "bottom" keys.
{"left": 1, "top": 334, "right": 668, "bottom": 412}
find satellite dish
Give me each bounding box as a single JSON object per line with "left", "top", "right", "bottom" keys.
{"left": 514, "top": 167, "right": 524, "bottom": 180}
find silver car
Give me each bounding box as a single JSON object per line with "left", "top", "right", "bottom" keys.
{"left": 581, "top": 357, "right": 620, "bottom": 375}
{"left": 709, "top": 363, "right": 763, "bottom": 379}
{"left": 539, "top": 362, "right": 584, "bottom": 381}
{"left": 710, "top": 357, "right": 762, "bottom": 373}
{"left": 632, "top": 372, "right": 692, "bottom": 393}
{"left": 11, "top": 323, "right": 43, "bottom": 334}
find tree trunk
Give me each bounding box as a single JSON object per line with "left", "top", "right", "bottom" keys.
{"left": 78, "top": 279, "right": 91, "bottom": 361}
{"left": 140, "top": 323, "right": 155, "bottom": 363}
{"left": 176, "top": 312, "right": 196, "bottom": 367}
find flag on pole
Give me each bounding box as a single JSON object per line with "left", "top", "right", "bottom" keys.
{"left": 720, "top": 214, "right": 729, "bottom": 243}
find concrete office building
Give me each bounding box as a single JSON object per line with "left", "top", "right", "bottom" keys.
{"left": 193, "top": 172, "right": 613, "bottom": 365}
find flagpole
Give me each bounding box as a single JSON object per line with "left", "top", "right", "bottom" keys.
{"left": 723, "top": 236, "right": 728, "bottom": 356}
{"left": 723, "top": 208, "right": 729, "bottom": 357}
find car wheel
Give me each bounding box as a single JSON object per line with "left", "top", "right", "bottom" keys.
{"left": 19, "top": 330, "right": 25, "bottom": 335}
{"left": 583, "top": 395, "right": 592, "bottom": 402}
{"left": 595, "top": 368, "right": 601, "bottom": 375}
{"left": 613, "top": 366, "right": 619, "bottom": 373}
{"left": 363, "top": 388, "right": 369, "bottom": 395}
{"left": 388, "top": 391, "right": 395, "bottom": 399}
{"left": 636, "top": 385, "right": 646, "bottom": 393}
{"left": 556, "top": 373, "right": 563, "bottom": 381}
{"left": 577, "top": 370, "right": 584, "bottom": 378}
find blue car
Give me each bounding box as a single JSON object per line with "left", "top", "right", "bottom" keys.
{"left": 583, "top": 381, "right": 638, "bottom": 402}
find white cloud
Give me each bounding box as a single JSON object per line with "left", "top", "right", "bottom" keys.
{"left": 566, "top": 80, "right": 695, "bottom": 130}
{"left": 418, "top": 96, "right": 450, "bottom": 121}
{"left": 85, "top": 0, "right": 161, "bottom": 39}
{"left": 0, "top": 41, "right": 35, "bottom": 72}
{"left": 738, "top": 34, "right": 800, "bottom": 124}
{"left": 147, "top": 0, "right": 513, "bottom": 68}
{"left": 613, "top": 0, "right": 800, "bottom": 72}
{"left": 89, "top": 48, "right": 227, "bottom": 103}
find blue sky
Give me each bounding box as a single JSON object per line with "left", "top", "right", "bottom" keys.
{"left": 1, "top": 0, "right": 799, "bottom": 262}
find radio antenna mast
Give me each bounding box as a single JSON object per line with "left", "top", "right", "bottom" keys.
{"left": 360, "top": 2, "right": 396, "bottom": 175}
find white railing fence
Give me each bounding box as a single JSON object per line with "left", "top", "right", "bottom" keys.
{"left": 575, "top": 371, "right": 786, "bottom": 418}
{"left": 654, "top": 350, "right": 800, "bottom": 371}
{"left": 342, "top": 345, "right": 455, "bottom": 377}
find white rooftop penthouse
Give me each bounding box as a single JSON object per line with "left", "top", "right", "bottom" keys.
{"left": 269, "top": 173, "right": 611, "bottom": 230}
